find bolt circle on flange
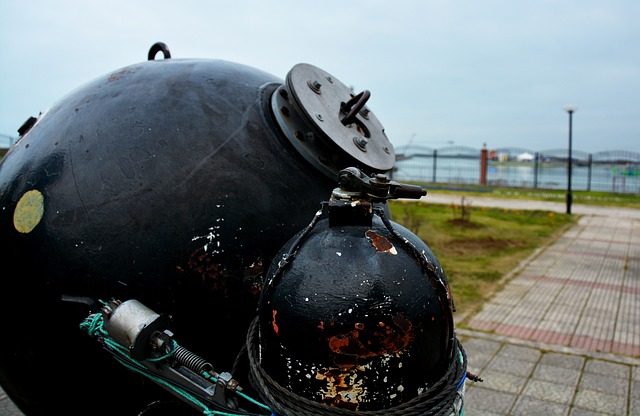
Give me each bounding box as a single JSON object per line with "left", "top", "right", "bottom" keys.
{"left": 270, "top": 63, "right": 394, "bottom": 179}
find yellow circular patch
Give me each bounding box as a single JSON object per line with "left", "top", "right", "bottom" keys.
{"left": 14, "top": 189, "right": 45, "bottom": 233}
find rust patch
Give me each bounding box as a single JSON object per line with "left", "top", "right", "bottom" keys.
{"left": 445, "top": 283, "right": 455, "bottom": 312}
{"left": 332, "top": 353, "right": 358, "bottom": 370}
{"left": 392, "top": 314, "right": 411, "bottom": 332}
{"left": 107, "top": 66, "right": 140, "bottom": 82}
{"left": 187, "top": 247, "right": 227, "bottom": 293}
{"left": 272, "top": 310, "right": 279, "bottom": 336}
{"left": 329, "top": 330, "right": 374, "bottom": 358}
{"left": 328, "top": 314, "right": 414, "bottom": 369}
{"left": 108, "top": 69, "right": 129, "bottom": 81}
{"left": 386, "top": 315, "right": 414, "bottom": 349}
{"left": 374, "top": 314, "right": 414, "bottom": 352}
{"left": 187, "top": 249, "right": 265, "bottom": 303}
{"left": 365, "top": 230, "right": 397, "bottom": 255}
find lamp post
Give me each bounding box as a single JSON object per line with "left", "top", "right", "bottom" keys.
{"left": 563, "top": 105, "right": 577, "bottom": 214}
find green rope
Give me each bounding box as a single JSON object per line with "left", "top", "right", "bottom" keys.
{"left": 79, "top": 306, "right": 273, "bottom": 416}
{"left": 113, "top": 355, "right": 219, "bottom": 415}
{"left": 201, "top": 372, "right": 272, "bottom": 413}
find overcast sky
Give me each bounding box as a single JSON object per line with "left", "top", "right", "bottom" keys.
{"left": 1, "top": 0, "right": 638, "bottom": 154}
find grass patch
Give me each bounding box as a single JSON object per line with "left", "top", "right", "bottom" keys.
{"left": 388, "top": 200, "right": 578, "bottom": 319}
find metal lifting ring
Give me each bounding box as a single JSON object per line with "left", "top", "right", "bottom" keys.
{"left": 340, "top": 90, "right": 370, "bottom": 126}
{"left": 148, "top": 42, "right": 171, "bottom": 60}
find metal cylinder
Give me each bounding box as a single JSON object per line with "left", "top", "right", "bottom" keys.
{"left": 102, "top": 299, "right": 170, "bottom": 360}
{"left": 258, "top": 209, "right": 454, "bottom": 411}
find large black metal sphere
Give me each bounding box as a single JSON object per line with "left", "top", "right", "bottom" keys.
{"left": 0, "top": 48, "right": 394, "bottom": 415}
{"left": 258, "top": 213, "right": 454, "bottom": 411}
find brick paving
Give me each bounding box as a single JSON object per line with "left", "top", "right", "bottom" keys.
{"left": 460, "top": 332, "right": 640, "bottom": 416}
{"left": 468, "top": 215, "right": 640, "bottom": 356}
{"left": 438, "top": 194, "right": 640, "bottom": 416}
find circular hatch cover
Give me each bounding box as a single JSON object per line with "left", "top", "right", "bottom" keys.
{"left": 271, "top": 63, "right": 395, "bottom": 179}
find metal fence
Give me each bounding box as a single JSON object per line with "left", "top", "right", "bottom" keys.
{"left": 392, "top": 145, "right": 640, "bottom": 194}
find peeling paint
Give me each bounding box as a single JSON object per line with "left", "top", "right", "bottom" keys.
{"left": 364, "top": 230, "right": 397, "bottom": 255}
{"left": 315, "top": 366, "right": 365, "bottom": 409}
{"left": 192, "top": 224, "right": 224, "bottom": 253}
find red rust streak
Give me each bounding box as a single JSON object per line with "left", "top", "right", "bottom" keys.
{"left": 328, "top": 330, "right": 374, "bottom": 358}
{"left": 272, "top": 310, "right": 279, "bottom": 336}
{"left": 365, "top": 230, "right": 395, "bottom": 253}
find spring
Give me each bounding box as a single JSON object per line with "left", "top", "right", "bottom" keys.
{"left": 173, "top": 345, "right": 213, "bottom": 375}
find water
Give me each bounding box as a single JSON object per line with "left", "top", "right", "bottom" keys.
{"left": 394, "top": 159, "right": 640, "bottom": 194}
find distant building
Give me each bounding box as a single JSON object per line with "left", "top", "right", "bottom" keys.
{"left": 489, "top": 150, "right": 509, "bottom": 161}
{"left": 516, "top": 152, "right": 535, "bottom": 162}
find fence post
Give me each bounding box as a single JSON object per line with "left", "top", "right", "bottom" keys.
{"left": 587, "top": 154, "right": 592, "bottom": 191}
{"left": 480, "top": 147, "right": 488, "bottom": 185}
{"left": 432, "top": 149, "right": 437, "bottom": 183}
{"left": 534, "top": 152, "right": 539, "bottom": 189}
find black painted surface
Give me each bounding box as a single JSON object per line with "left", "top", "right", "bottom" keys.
{"left": 0, "top": 57, "right": 345, "bottom": 415}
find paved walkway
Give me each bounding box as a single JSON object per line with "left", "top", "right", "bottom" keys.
{"left": 423, "top": 193, "right": 640, "bottom": 415}
{"left": 1, "top": 194, "right": 639, "bottom": 415}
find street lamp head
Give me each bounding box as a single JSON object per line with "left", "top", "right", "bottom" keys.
{"left": 563, "top": 105, "right": 577, "bottom": 114}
